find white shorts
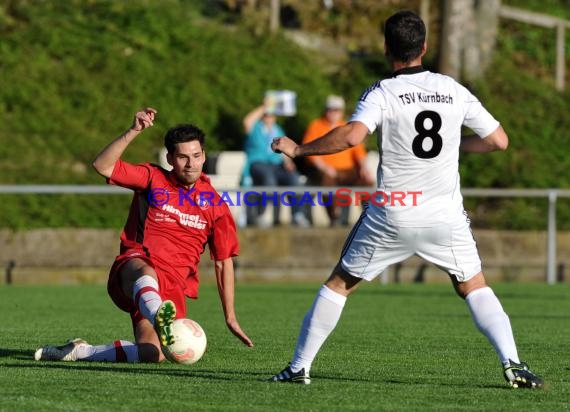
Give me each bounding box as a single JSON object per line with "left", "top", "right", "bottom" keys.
{"left": 340, "top": 209, "right": 481, "bottom": 282}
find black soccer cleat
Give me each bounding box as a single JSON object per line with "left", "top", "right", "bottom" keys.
{"left": 503, "top": 359, "right": 544, "bottom": 389}
{"left": 269, "top": 364, "right": 311, "bottom": 385}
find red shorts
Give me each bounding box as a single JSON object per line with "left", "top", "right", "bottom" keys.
{"left": 107, "top": 251, "right": 188, "bottom": 332}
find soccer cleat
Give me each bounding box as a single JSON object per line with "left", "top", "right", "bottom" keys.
{"left": 34, "top": 338, "right": 89, "bottom": 361}
{"left": 503, "top": 359, "right": 544, "bottom": 389}
{"left": 269, "top": 364, "right": 311, "bottom": 384}
{"left": 154, "top": 300, "right": 177, "bottom": 347}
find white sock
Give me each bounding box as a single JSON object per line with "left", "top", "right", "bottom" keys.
{"left": 465, "top": 287, "right": 520, "bottom": 366}
{"left": 133, "top": 275, "right": 162, "bottom": 323}
{"left": 290, "top": 285, "right": 347, "bottom": 373}
{"left": 76, "top": 340, "right": 139, "bottom": 363}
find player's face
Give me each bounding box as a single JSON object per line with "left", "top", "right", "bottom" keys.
{"left": 169, "top": 140, "right": 205, "bottom": 187}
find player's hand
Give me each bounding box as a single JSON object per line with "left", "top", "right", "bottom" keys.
{"left": 271, "top": 136, "right": 298, "bottom": 158}
{"left": 131, "top": 107, "right": 157, "bottom": 132}
{"left": 226, "top": 318, "right": 254, "bottom": 347}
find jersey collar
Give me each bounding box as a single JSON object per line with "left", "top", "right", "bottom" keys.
{"left": 167, "top": 171, "right": 211, "bottom": 190}
{"left": 391, "top": 65, "right": 426, "bottom": 78}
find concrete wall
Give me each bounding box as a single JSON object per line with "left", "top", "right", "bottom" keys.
{"left": 1, "top": 228, "right": 568, "bottom": 284}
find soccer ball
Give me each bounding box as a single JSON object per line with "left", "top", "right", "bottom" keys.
{"left": 162, "top": 318, "right": 207, "bottom": 365}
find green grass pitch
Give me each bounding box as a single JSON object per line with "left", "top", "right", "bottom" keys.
{"left": 1, "top": 281, "right": 568, "bottom": 411}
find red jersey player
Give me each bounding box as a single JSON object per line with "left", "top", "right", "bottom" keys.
{"left": 35, "top": 107, "right": 253, "bottom": 363}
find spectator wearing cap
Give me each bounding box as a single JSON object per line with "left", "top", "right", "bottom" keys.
{"left": 242, "top": 102, "right": 309, "bottom": 227}
{"left": 302, "top": 95, "right": 375, "bottom": 226}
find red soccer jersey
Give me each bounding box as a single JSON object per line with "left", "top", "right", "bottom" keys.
{"left": 108, "top": 160, "right": 239, "bottom": 298}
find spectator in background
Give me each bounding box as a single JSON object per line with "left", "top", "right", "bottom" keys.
{"left": 243, "top": 102, "right": 309, "bottom": 227}
{"left": 302, "top": 95, "right": 375, "bottom": 226}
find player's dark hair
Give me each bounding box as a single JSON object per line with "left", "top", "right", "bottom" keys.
{"left": 164, "top": 124, "right": 205, "bottom": 154}
{"left": 384, "top": 10, "right": 426, "bottom": 63}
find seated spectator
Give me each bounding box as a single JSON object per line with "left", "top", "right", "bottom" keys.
{"left": 302, "top": 95, "right": 375, "bottom": 226}
{"left": 243, "top": 102, "right": 309, "bottom": 227}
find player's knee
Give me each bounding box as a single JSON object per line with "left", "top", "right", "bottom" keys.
{"left": 119, "top": 260, "right": 158, "bottom": 297}
{"left": 451, "top": 272, "right": 487, "bottom": 299}
{"left": 325, "top": 264, "right": 361, "bottom": 296}
{"left": 453, "top": 286, "right": 469, "bottom": 299}
{"left": 123, "top": 259, "right": 156, "bottom": 281}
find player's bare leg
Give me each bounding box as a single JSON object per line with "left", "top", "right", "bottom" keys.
{"left": 135, "top": 318, "right": 165, "bottom": 362}
{"left": 35, "top": 259, "right": 173, "bottom": 363}
{"left": 119, "top": 259, "right": 161, "bottom": 309}
{"left": 324, "top": 264, "right": 363, "bottom": 296}
{"left": 270, "top": 264, "right": 362, "bottom": 384}
{"left": 120, "top": 259, "right": 177, "bottom": 349}
{"left": 452, "top": 272, "right": 543, "bottom": 388}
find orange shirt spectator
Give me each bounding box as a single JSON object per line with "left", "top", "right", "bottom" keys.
{"left": 303, "top": 117, "right": 368, "bottom": 171}
{"left": 301, "top": 95, "right": 374, "bottom": 226}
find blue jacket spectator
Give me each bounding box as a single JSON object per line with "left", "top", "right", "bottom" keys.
{"left": 242, "top": 103, "right": 309, "bottom": 227}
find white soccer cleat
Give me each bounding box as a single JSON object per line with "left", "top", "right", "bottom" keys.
{"left": 34, "top": 338, "right": 89, "bottom": 361}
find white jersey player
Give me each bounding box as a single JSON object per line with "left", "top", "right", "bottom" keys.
{"left": 353, "top": 69, "right": 499, "bottom": 226}
{"left": 269, "top": 10, "right": 543, "bottom": 388}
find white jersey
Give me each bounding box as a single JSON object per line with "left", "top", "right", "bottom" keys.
{"left": 350, "top": 67, "right": 499, "bottom": 226}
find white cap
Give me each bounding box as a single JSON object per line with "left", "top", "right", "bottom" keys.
{"left": 325, "top": 95, "right": 345, "bottom": 110}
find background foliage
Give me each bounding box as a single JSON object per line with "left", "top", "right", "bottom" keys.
{"left": 0, "top": 0, "right": 569, "bottom": 229}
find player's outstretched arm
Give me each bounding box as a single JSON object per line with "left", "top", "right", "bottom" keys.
{"left": 214, "top": 257, "right": 254, "bottom": 347}
{"left": 92, "top": 107, "right": 157, "bottom": 178}
{"left": 460, "top": 125, "right": 509, "bottom": 153}
{"left": 272, "top": 121, "right": 369, "bottom": 159}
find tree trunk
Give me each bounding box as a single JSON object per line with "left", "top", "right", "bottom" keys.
{"left": 438, "top": 0, "right": 501, "bottom": 81}
{"left": 464, "top": 0, "right": 501, "bottom": 81}
{"left": 269, "top": 0, "right": 280, "bottom": 32}
{"left": 439, "top": 0, "right": 471, "bottom": 79}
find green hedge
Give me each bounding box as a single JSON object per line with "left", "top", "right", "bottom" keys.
{"left": 0, "top": 1, "right": 569, "bottom": 229}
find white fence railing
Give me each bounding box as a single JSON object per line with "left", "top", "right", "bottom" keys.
{"left": 499, "top": 5, "right": 570, "bottom": 91}
{"left": 1, "top": 185, "right": 569, "bottom": 285}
